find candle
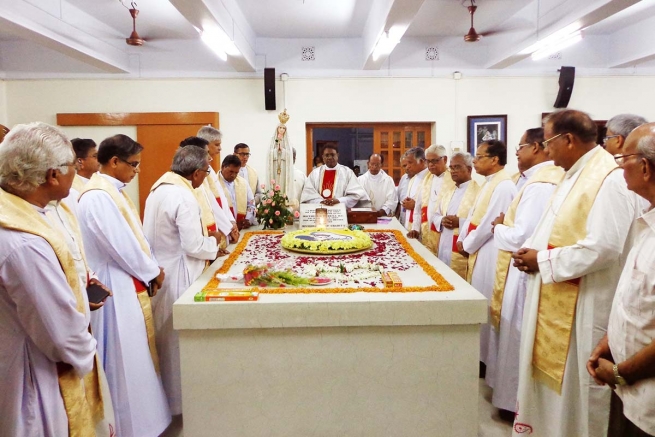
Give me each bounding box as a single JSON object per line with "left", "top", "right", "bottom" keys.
{"left": 315, "top": 207, "right": 328, "bottom": 229}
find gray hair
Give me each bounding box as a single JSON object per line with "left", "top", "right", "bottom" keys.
{"left": 607, "top": 114, "right": 647, "bottom": 138}
{"left": 637, "top": 135, "right": 655, "bottom": 167}
{"left": 404, "top": 147, "right": 425, "bottom": 161}
{"left": 0, "top": 122, "right": 74, "bottom": 194}
{"left": 451, "top": 151, "right": 473, "bottom": 167}
{"left": 425, "top": 144, "right": 447, "bottom": 157}
{"left": 196, "top": 126, "right": 222, "bottom": 143}
{"left": 171, "top": 146, "right": 209, "bottom": 177}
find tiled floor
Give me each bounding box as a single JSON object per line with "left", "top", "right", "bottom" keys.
{"left": 160, "top": 379, "right": 513, "bottom": 437}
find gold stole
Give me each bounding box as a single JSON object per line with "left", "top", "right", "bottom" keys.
{"left": 511, "top": 172, "right": 521, "bottom": 184}
{"left": 420, "top": 172, "right": 455, "bottom": 254}
{"left": 0, "top": 189, "right": 104, "bottom": 437}
{"left": 466, "top": 169, "right": 512, "bottom": 283}
{"left": 80, "top": 174, "right": 160, "bottom": 373}
{"left": 245, "top": 165, "right": 258, "bottom": 195}
{"left": 489, "top": 165, "right": 564, "bottom": 330}
{"left": 219, "top": 175, "right": 248, "bottom": 220}
{"left": 72, "top": 174, "right": 86, "bottom": 194}
{"left": 533, "top": 149, "right": 617, "bottom": 394}
{"left": 205, "top": 171, "right": 223, "bottom": 205}
{"left": 151, "top": 172, "right": 210, "bottom": 238}
{"left": 437, "top": 181, "right": 480, "bottom": 278}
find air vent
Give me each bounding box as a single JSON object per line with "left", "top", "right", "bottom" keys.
{"left": 302, "top": 46, "right": 315, "bottom": 61}
{"left": 549, "top": 52, "right": 562, "bottom": 60}
{"left": 426, "top": 47, "right": 439, "bottom": 61}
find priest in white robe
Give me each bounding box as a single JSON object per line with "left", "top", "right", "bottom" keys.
{"left": 457, "top": 140, "right": 517, "bottom": 370}
{"left": 486, "top": 127, "right": 562, "bottom": 420}
{"left": 78, "top": 134, "right": 171, "bottom": 437}
{"left": 358, "top": 153, "right": 397, "bottom": 216}
{"left": 0, "top": 122, "right": 113, "bottom": 437}
{"left": 432, "top": 152, "right": 480, "bottom": 277}
{"left": 400, "top": 147, "right": 429, "bottom": 228}
{"left": 512, "top": 110, "right": 640, "bottom": 437}
{"left": 301, "top": 143, "right": 369, "bottom": 207}
{"left": 219, "top": 154, "right": 257, "bottom": 228}
{"left": 397, "top": 156, "right": 410, "bottom": 226}
{"left": 144, "top": 146, "right": 219, "bottom": 416}
{"left": 235, "top": 143, "right": 262, "bottom": 204}
{"left": 63, "top": 137, "right": 99, "bottom": 214}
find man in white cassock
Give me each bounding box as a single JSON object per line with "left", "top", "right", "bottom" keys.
{"left": 408, "top": 145, "right": 453, "bottom": 253}
{"left": 457, "top": 140, "right": 517, "bottom": 373}
{"left": 235, "top": 142, "right": 262, "bottom": 204}
{"left": 358, "top": 153, "right": 397, "bottom": 216}
{"left": 400, "top": 148, "right": 429, "bottom": 229}
{"left": 396, "top": 156, "right": 411, "bottom": 226}
{"left": 292, "top": 148, "right": 306, "bottom": 207}
{"left": 301, "top": 143, "right": 369, "bottom": 207}
{"left": 0, "top": 122, "right": 115, "bottom": 437}
{"left": 219, "top": 154, "right": 257, "bottom": 229}
{"left": 485, "top": 127, "right": 563, "bottom": 421}
{"left": 511, "top": 110, "right": 640, "bottom": 437}
{"left": 63, "top": 137, "right": 99, "bottom": 214}
{"left": 196, "top": 126, "right": 240, "bottom": 244}
{"left": 144, "top": 146, "right": 220, "bottom": 416}
{"left": 78, "top": 134, "right": 171, "bottom": 437}
{"left": 432, "top": 152, "right": 480, "bottom": 278}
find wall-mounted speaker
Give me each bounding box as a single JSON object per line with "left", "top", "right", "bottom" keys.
{"left": 554, "top": 66, "right": 575, "bottom": 108}
{"left": 264, "top": 68, "right": 276, "bottom": 111}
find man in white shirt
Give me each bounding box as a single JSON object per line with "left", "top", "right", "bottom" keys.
{"left": 486, "top": 127, "right": 563, "bottom": 421}
{"left": 0, "top": 122, "right": 114, "bottom": 437}
{"left": 512, "top": 110, "right": 638, "bottom": 437}
{"left": 235, "top": 143, "right": 262, "bottom": 204}
{"left": 358, "top": 153, "right": 397, "bottom": 217}
{"left": 144, "top": 146, "right": 219, "bottom": 417}
{"left": 63, "top": 137, "right": 99, "bottom": 213}
{"left": 457, "top": 140, "right": 516, "bottom": 375}
{"left": 219, "top": 154, "right": 257, "bottom": 229}
{"left": 401, "top": 147, "right": 429, "bottom": 229}
{"left": 602, "top": 113, "right": 647, "bottom": 156}
{"left": 588, "top": 123, "right": 655, "bottom": 437}
{"left": 196, "top": 126, "right": 239, "bottom": 244}
{"left": 78, "top": 134, "right": 171, "bottom": 437}
{"left": 292, "top": 148, "right": 306, "bottom": 207}
{"left": 301, "top": 143, "right": 369, "bottom": 207}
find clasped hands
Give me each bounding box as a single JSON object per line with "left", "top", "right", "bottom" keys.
{"left": 321, "top": 198, "right": 340, "bottom": 206}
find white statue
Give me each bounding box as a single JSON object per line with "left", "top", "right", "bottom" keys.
{"left": 267, "top": 110, "right": 295, "bottom": 205}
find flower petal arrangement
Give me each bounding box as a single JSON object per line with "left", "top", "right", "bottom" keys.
{"left": 256, "top": 179, "right": 295, "bottom": 229}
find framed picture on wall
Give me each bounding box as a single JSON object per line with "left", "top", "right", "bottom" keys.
{"left": 467, "top": 115, "right": 507, "bottom": 155}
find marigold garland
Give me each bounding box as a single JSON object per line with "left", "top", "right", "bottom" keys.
{"left": 203, "top": 229, "right": 454, "bottom": 295}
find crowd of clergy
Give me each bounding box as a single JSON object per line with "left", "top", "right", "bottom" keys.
{"left": 1, "top": 107, "right": 655, "bottom": 437}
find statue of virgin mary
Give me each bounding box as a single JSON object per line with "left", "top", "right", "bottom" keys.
{"left": 267, "top": 109, "right": 295, "bottom": 205}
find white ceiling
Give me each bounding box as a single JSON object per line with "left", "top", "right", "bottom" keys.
{"left": 1, "top": 0, "right": 655, "bottom": 79}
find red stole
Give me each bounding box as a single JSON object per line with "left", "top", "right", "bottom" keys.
{"left": 321, "top": 169, "right": 336, "bottom": 199}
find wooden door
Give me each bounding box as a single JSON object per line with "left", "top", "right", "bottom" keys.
{"left": 137, "top": 124, "right": 209, "bottom": 215}
{"left": 374, "top": 124, "right": 430, "bottom": 184}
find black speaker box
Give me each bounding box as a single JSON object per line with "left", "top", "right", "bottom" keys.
{"left": 264, "top": 68, "right": 276, "bottom": 111}
{"left": 554, "top": 66, "right": 575, "bottom": 108}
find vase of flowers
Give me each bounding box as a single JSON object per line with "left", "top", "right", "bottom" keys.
{"left": 256, "top": 179, "right": 298, "bottom": 230}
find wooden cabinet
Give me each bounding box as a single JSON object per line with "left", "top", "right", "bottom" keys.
{"left": 374, "top": 124, "right": 430, "bottom": 184}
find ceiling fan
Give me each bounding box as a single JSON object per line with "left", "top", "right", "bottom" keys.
{"left": 464, "top": 0, "right": 482, "bottom": 42}
{"left": 123, "top": 1, "right": 144, "bottom": 46}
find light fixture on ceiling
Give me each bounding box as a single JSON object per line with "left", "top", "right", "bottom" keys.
{"left": 372, "top": 28, "right": 402, "bottom": 61}
{"left": 200, "top": 26, "right": 240, "bottom": 61}
{"left": 519, "top": 22, "right": 583, "bottom": 60}
{"left": 531, "top": 31, "right": 582, "bottom": 61}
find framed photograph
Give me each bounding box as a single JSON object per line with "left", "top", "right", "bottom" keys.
{"left": 467, "top": 115, "right": 507, "bottom": 155}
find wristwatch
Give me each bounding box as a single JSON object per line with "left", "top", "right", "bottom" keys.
{"left": 613, "top": 364, "right": 628, "bottom": 386}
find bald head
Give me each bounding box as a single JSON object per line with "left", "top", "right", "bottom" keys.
{"left": 368, "top": 153, "right": 383, "bottom": 175}
{"left": 544, "top": 109, "right": 598, "bottom": 170}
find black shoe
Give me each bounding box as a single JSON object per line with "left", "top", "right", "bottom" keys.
{"left": 498, "top": 409, "right": 515, "bottom": 423}
{"left": 479, "top": 362, "right": 486, "bottom": 379}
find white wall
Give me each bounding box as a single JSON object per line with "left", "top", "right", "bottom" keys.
{"left": 6, "top": 75, "right": 655, "bottom": 198}
{"left": 0, "top": 81, "right": 7, "bottom": 126}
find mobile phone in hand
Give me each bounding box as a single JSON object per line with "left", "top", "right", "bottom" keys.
{"left": 87, "top": 283, "right": 110, "bottom": 305}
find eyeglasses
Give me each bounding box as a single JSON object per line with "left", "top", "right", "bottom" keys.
{"left": 59, "top": 161, "right": 79, "bottom": 171}
{"left": 473, "top": 154, "right": 492, "bottom": 160}
{"left": 602, "top": 135, "right": 621, "bottom": 148}
{"left": 200, "top": 168, "right": 211, "bottom": 174}
{"left": 236, "top": 152, "right": 251, "bottom": 157}
{"left": 119, "top": 158, "right": 141, "bottom": 168}
{"left": 449, "top": 164, "right": 467, "bottom": 171}
{"left": 614, "top": 153, "right": 643, "bottom": 166}
{"left": 542, "top": 133, "right": 567, "bottom": 147}
{"left": 426, "top": 157, "right": 445, "bottom": 165}
{"left": 515, "top": 143, "right": 532, "bottom": 153}
{"left": 323, "top": 153, "right": 337, "bottom": 158}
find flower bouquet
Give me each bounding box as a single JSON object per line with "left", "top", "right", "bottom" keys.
{"left": 243, "top": 263, "right": 310, "bottom": 287}
{"left": 255, "top": 179, "right": 299, "bottom": 229}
